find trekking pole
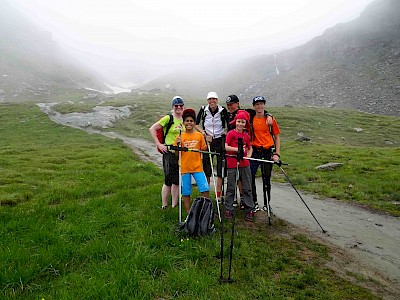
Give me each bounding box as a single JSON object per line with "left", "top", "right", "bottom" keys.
{"left": 167, "top": 145, "right": 220, "bottom": 156}
{"left": 278, "top": 164, "right": 327, "bottom": 233}
{"left": 219, "top": 144, "right": 226, "bottom": 283}
{"left": 207, "top": 140, "right": 222, "bottom": 223}
{"left": 178, "top": 131, "right": 183, "bottom": 224}
{"left": 228, "top": 154, "right": 284, "bottom": 225}
{"left": 217, "top": 136, "right": 225, "bottom": 283}
{"left": 226, "top": 155, "right": 284, "bottom": 165}
{"left": 261, "top": 162, "right": 272, "bottom": 225}
{"left": 227, "top": 161, "right": 239, "bottom": 283}
{"left": 223, "top": 138, "right": 243, "bottom": 283}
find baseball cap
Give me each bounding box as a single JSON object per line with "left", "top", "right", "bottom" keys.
{"left": 182, "top": 108, "right": 196, "bottom": 120}
{"left": 252, "top": 96, "right": 266, "bottom": 105}
{"left": 226, "top": 95, "right": 239, "bottom": 104}
{"left": 207, "top": 92, "right": 218, "bottom": 99}
{"left": 171, "top": 96, "right": 184, "bottom": 106}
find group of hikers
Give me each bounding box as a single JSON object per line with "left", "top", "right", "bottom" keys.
{"left": 149, "top": 92, "right": 281, "bottom": 222}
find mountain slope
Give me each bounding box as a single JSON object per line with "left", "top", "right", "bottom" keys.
{"left": 259, "top": 0, "right": 400, "bottom": 116}
{"left": 143, "top": 0, "right": 400, "bottom": 116}
{"left": 0, "top": 1, "right": 109, "bottom": 102}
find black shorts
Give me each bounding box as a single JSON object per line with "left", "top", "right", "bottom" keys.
{"left": 162, "top": 152, "right": 179, "bottom": 186}
{"left": 202, "top": 136, "right": 224, "bottom": 178}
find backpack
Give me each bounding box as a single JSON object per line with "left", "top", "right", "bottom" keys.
{"left": 199, "top": 105, "right": 227, "bottom": 130}
{"left": 156, "top": 114, "right": 174, "bottom": 153}
{"left": 181, "top": 197, "right": 215, "bottom": 236}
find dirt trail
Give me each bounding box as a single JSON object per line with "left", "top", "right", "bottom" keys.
{"left": 37, "top": 103, "right": 400, "bottom": 298}
{"left": 256, "top": 182, "right": 400, "bottom": 286}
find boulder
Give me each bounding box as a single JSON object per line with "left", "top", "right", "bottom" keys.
{"left": 316, "top": 162, "right": 343, "bottom": 170}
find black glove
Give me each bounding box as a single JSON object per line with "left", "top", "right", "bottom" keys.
{"left": 168, "top": 145, "right": 189, "bottom": 152}
{"left": 237, "top": 138, "right": 244, "bottom": 161}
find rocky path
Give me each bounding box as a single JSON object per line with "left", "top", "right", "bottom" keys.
{"left": 37, "top": 103, "right": 400, "bottom": 298}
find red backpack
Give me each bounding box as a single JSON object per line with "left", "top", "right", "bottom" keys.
{"left": 156, "top": 114, "right": 174, "bottom": 153}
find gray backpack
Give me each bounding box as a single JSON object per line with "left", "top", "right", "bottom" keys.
{"left": 182, "top": 197, "right": 215, "bottom": 236}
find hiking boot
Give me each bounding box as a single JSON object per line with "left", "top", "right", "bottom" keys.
{"left": 245, "top": 211, "right": 254, "bottom": 222}
{"left": 233, "top": 200, "right": 238, "bottom": 207}
{"left": 225, "top": 210, "right": 233, "bottom": 219}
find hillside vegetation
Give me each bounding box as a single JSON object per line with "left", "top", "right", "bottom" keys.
{"left": 0, "top": 103, "right": 384, "bottom": 299}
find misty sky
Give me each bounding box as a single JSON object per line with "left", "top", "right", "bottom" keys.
{"left": 10, "top": 0, "right": 375, "bottom": 84}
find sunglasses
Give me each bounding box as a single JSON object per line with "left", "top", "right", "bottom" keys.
{"left": 227, "top": 103, "right": 236, "bottom": 106}
{"left": 174, "top": 104, "right": 184, "bottom": 108}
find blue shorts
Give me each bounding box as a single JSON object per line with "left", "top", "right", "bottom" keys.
{"left": 181, "top": 172, "right": 209, "bottom": 196}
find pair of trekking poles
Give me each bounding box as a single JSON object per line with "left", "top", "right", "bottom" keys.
{"left": 170, "top": 140, "right": 241, "bottom": 283}
{"left": 168, "top": 142, "right": 326, "bottom": 283}
{"left": 218, "top": 138, "right": 277, "bottom": 283}
{"left": 218, "top": 139, "right": 327, "bottom": 283}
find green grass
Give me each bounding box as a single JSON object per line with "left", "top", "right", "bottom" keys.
{"left": 0, "top": 103, "right": 380, "bottom": 299}
{"left": 271, "top": 107, "right": 400, "bottom": 215}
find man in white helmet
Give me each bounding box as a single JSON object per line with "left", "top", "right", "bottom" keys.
{"left": 149, "top": 96, "right": 185, "bottom": 209}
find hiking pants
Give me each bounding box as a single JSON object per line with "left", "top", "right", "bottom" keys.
{"left": 202, "top": 136, "right": 224, "bottom": 178}
{"left": 250, "top": 147, "right": 273, "bottom": 205}
{"left": 225, "top": 166, "right": 254, "bottom": 213}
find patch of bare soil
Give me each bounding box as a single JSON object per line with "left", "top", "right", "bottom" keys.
{"left": 37, "top": 103, "right": 400, "bottom": 299}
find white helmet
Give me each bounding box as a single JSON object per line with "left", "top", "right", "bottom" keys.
{"left": 207, "top": 91, "right": 218, "bottom": 99}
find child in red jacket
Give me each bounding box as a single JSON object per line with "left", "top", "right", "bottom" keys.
{"left": 224, "top": 110, "right": 256, "bottom": 222}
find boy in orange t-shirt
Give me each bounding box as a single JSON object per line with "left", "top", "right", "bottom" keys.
{"left": 249, "top": 96, "right": 281, "bottom": 212}
{"left": 175, "top": 109, "right": 210, "bottom": 213}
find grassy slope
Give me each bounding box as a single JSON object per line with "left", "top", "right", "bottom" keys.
{"left": 273, "top": 106, "right": 400, "bottom": 215}
{"left": 0, "top": 103, "right": 380, "bottom": 299}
